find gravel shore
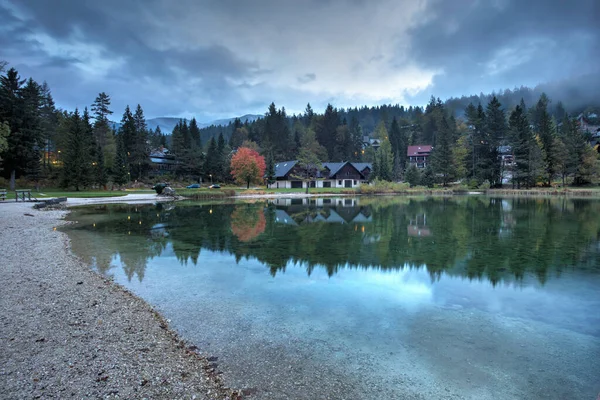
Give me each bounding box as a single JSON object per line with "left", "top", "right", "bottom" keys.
{"left": 0, "top": 201, "right": 239, "bottom": 399}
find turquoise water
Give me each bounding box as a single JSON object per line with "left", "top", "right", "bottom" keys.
{"left": 66, "top": 197, "right": 600, "bottom": 399}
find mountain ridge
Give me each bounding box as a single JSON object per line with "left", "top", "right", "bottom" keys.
{"left": 110, "top": 114, "right": 262, "bottom": 133}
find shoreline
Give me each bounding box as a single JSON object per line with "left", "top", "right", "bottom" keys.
{"left": 0, "top": 201, "right": 240, "bottom": 399}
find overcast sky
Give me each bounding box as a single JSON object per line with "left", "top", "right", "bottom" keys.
{"left": 1, "top": 0, "right": 598, "bottom": 121}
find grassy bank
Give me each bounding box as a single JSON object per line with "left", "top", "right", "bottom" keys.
{"left": 0, "top": 188, "right": 155, "bottom": 200}
{"left": 486, "top": 188, "right": 600, "bottom": 197}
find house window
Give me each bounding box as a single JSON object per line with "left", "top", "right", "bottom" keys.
{"left": 353, "top": 180, "right": 357, "bottom": 185}
{"left": 338, "top": 180, "right": 342, "bottom": 185}
{"left": 276, "top": 182, "right": 279, "bottom": 188}
{"left": 323, "top": 181, "right": 331, "bottom": 188}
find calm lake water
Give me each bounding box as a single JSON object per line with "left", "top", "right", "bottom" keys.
{"left": 65, "top": 196, "right": 600, "bottom": 400}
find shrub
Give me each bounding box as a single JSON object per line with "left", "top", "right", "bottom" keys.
{"left": 358, "top": 179, "right": 410, "bottom": 194}
{"left": 479, "top": 180, "right": 491, "bottom": 190}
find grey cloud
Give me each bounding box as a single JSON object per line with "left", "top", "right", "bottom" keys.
{"left": 297, "top": 73, "right": 316, "bottom": 84}
{"left": 405, "top": 0, "right": 600, "bottom": 103}
{"left": 2, "top": 0, "right": 598, "bottom": 119}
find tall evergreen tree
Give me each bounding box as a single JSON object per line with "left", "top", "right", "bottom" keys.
{"left": 91, "top": 92, "right": 115, "bottom": 173}
{"left": 377, "top": 138, "right": 394, "bottom": 181}
{"left": 265, "top": 151, "right": 276, "bottom": 185}
{"left": 119, "top": 105, "right": 136, "bottom": 159}
{"left": 316, "top": 104, "right": 339, "bottom": 160}
{"left": 485, "top": 96, "right": 507, "bottom": 186}
{"left": 131, "top": 104, "right": 149, "bottom": 180}
{"left": 0, "top": 68, "right": 26, "bottom": 188}
{"left": 430, "top": 116, "right": 455, "bottom": 186}
{"left": 533, "top": 95, "right": 559, "bottom": 185}
{"left": 62, "top": 109, "right": 92, "bottom": 190}
{"left": 189, "top": 117, "right": 202, "bottom": 148}
{"left": 204, "top": 137, "right": 218, "bottom": 182}
{"left": 113, "top": 134, "right": 129, "bottom": 187}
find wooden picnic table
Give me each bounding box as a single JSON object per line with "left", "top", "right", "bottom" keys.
{"left": 15, "top": 189, "right": 32, "bottom": 202}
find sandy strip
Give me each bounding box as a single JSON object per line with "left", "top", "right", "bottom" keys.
{"left": 0, "top": 201, "right": 239, "bottom": 399}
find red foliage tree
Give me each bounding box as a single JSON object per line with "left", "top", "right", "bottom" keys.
{"left": 230, "top": 147, "right": 266, "bottom": 188}
{"left": 230, "top": 206, "right": 266, "bottom": 242}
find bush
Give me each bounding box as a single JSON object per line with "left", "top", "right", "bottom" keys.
{"left": 359, "top": 179, "right": 410, "bottom": 194}
{"left": 468, "top": 179, "right": 479, "bottom": 189}
{"left": 479, "top": 180, "right": 491, "bottom": 190}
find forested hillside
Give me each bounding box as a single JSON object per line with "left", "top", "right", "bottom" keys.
{"left": 1, "top": 60, "right": 598, "bottom": 191}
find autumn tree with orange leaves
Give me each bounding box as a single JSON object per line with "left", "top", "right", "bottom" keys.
{"left": 230, "top": 147, "right": 266, "bottom": 188}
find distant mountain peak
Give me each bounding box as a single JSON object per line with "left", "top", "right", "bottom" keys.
{"left": 110, "top": 114, "right": 262, "bottom": 134}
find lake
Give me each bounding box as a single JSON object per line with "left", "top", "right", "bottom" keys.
{"left": 65, "top": 196, "right": 600, "bottom": 399}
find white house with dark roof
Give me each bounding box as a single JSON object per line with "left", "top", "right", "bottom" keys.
{"left": 268, "top": 161, "right": 372, "bottom": 189}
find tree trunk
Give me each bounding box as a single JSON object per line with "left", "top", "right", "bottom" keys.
{"left": 9, "top": 170, "right": 15, "bottom": 190}
{"left": 247, "top": 180, "right": 250, "bottom": 189}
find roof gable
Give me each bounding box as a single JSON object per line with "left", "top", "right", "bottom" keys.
{"left": 274, "top": 160, "right": 298, "bottom": 178}
{"left": 407, "top": 145, "right": 432, "bottom": 157}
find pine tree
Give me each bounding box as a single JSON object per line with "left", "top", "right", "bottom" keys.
{"left": 189, "top": 117, "right": 202, "bottom": 148}
{"left": 91, "top": 92, "right": 115, "bottom": 173}
{"left": 265, "top": 151, "right": 276, "bottom": 185}
{"left": 349, "top": 116, "right": 363, "bottom": 161}
{"left": 420, "top": 166, "right": 435, "bottom": 188}
{"left": 131, "top": 104, "right": 149, "bottom": 180}
{"left": 62, "top": 109, "right": 93, "bottom": 190}
{"left": 430, "top": 116, "right": 455, "bottom": 186}
{"left": 316, "top": 104, "right": 339, "bottom": 160}
{"left": 377, "top": 139, "right": 394, "bottom": 181}
{"left": 405, "top": 164, "right": 420, "bottom": 187}
{"left": 485, "top": 96, "right": 506, "bottom": 186}
{"left": 533, "top": 95, "right": 558, "bottom": 186}
{"left": 113, "top": 134, "right": 129, "bottom": 187}
{"left": 119, "top": 105, "right": 136, "bottom": 162}
{"left": 204, "top": 137, "right": 218, "bottom": 182}
{"left": 562, "top": 116, "right": 598, "bottom": 185}
{"left": 0, "top": 69, "right": 34, "bottom": 188}
{"left": 94, "top": 144, "right": 107, "bottom": 188}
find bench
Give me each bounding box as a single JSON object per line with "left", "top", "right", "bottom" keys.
{"left": 0, "top": 189, "right": 6, "bottom": 201}
{"left": 15, "top": 189, "right": 32, "bottom": 202}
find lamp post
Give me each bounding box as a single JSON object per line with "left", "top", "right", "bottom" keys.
{"left": 209, "top": 174, "right": 212, "bottom": 184}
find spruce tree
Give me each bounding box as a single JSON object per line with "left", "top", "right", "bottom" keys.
{"left": 131, "top": 104, "right": 149, "bottom": 180}
{"left": 204, "top": 137, "right": 218, "bottom": 182}
{"left": 189, "top": 117, "right": 202, "bottom": 148}
{"left": 91, "top": 92, "right": 115, "bottom": 173}
{"left": 94, "top": 144, "right": 107, "bottom": 188}
{"left": 430, "top": 116, "right": 455, "bottom": 186}
{"left": 485, "top": 96, "right": 506, "bottom": 186}
{"left": 62, "top": 109, "right": 92, "bottom": 190}
{"left": 533, "top": 95, "right": 558, "bottom": 186}
{"left": 377, "top": 139, "right": 394, "bottom": 181}
{"left": 113, "top": 134, "right": 129, "bottom": 187}
{"left": 405, "top": 164, "right": 420, "bottom": 187}
{"left": 265, "top": 151, "right": 276, "bottom": 186}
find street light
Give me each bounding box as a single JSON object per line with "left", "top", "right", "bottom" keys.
{"left": 209, "top": 174, "right": 212, "bottom": 184}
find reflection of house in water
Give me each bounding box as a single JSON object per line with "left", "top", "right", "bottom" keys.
{"left": 271, "top": 198, "right": 372, "bottom": 225}
{"left": 271, "top": 198, "right": 360, "bottom": 207}
{"left": 407, "top": 214, "right": 431, "bottom": 237}
{"left": 275, "top": 210, "right": 298, "bottom": 226}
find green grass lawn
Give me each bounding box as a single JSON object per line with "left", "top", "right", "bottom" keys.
{"left": 0, "top": 188, "right": 155, "bottom": 200}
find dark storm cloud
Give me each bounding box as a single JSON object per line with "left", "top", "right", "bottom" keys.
{"left": 1, "top": 0, "right": 597, "bottom": 119}
{"left": 405, "top": 0, "right": 600, "bottom": 103}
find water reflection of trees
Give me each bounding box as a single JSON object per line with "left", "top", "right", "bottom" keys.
{"left": 66, "top": 197, "right": 600, "bottom": 285}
